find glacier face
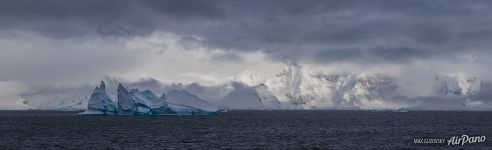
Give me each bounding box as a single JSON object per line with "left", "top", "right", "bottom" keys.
{"left": 80, "top": 81, "right": 218, "bottom": 115}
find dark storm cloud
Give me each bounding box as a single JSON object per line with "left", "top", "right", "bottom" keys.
{"left": 0, "top": 0, "right": 224, "bottom": 37}
{"left": 1, "top": 0, "right": 492, "bottom": 64}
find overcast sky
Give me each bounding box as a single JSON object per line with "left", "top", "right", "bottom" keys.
{"left": 1, "top": 0, "right": 492, "bottom": 109}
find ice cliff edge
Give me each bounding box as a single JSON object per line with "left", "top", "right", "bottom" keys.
{"left": 79, "top": 81, "right": 218, "bottom": 115}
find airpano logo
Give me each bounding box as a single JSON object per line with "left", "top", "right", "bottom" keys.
{"left": 447, "top": 135, "right": 486, "bottom": 146}
{"left": 414, "top": 135, "right": 486, "bottom": 146}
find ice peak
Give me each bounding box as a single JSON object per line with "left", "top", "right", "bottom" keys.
{"left": 117, "top": 83, "right": 124, "bottom": 89}
{"left": 84, "top": 81, "right": 117, "bottom": 114}
{"left": 94, "top": 81, "right": 106, "bottom": 93}
{"left": 100, "top": 81, "right": 105, "bottom": 88}
{"left": 117, "top": 83, "right": 136, "bottom": 111}
{"left": 157, "top": 93, "right": 166, "bottom": 101}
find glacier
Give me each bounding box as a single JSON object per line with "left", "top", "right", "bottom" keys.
{"left": 80, "top": 81, "right": 218, "bottom": 115}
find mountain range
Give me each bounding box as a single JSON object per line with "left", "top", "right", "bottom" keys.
{"left": 20, "top": 64, "right": 492, "bottom": 111}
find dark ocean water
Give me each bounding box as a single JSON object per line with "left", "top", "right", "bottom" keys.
{"left": 0, "top": 110, "right": 491, "bottom": 149}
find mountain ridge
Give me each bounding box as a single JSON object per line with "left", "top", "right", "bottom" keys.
{"left": 21, "top": 64, "right": 492, "bottom": 111}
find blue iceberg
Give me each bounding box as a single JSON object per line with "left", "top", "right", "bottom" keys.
{"left": 80, "top": 81, "right": 218, "bottom": 115}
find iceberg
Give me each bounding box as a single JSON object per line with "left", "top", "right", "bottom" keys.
{"left": 394, "top": 107, "right": 408, "bottom": 112}
{"left": 79, "top": 81, "right": 117, "bottom": 115}
{"left": 165, "top": 90, "right": 218, "bottom": 112}
{"left": 80, "top": 81, "right": 218, "bottom": 115}
{"left": 150, "top": 90, "right": 218, "bottom": 115}
{"left": 117, "top": 83, "right": 137, "bottom": 114}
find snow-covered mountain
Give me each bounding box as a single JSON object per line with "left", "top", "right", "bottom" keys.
{"left": 19, "top": 64, "right": 492, "bottom": 111}
{"left": 263, "top": 64, "right": 304, "bottom": 106}
{"left": 231, "top": 64, "right": 489, "bottom": 110}
{"left": 254, "top": 66, "right": 403, "bottom": 109}
{"left": 20, "top": 85, "right": 92, "bottom": 110}
{"left": 217, "top": 82, "right": 276, "bottom": 109}
{"left": 432, "top": 76, "right": 481, "bottom": 97}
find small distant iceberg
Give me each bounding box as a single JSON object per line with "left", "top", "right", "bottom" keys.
{"left": 80, "top": 81, "right": 218, "bottom": 115}
{"left": 372, "top": 107, "right": 408, "bottom": 112}
{"left": 393, "top": 107, "right": 408, "bottom": 112}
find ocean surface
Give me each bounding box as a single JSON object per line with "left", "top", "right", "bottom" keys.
{"left": 0, "top": 110, "right": 491, "bottom": 149}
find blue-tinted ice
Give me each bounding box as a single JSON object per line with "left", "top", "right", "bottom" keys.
{"left": 80, "top": 81, "right": 218, "bottom": 115}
